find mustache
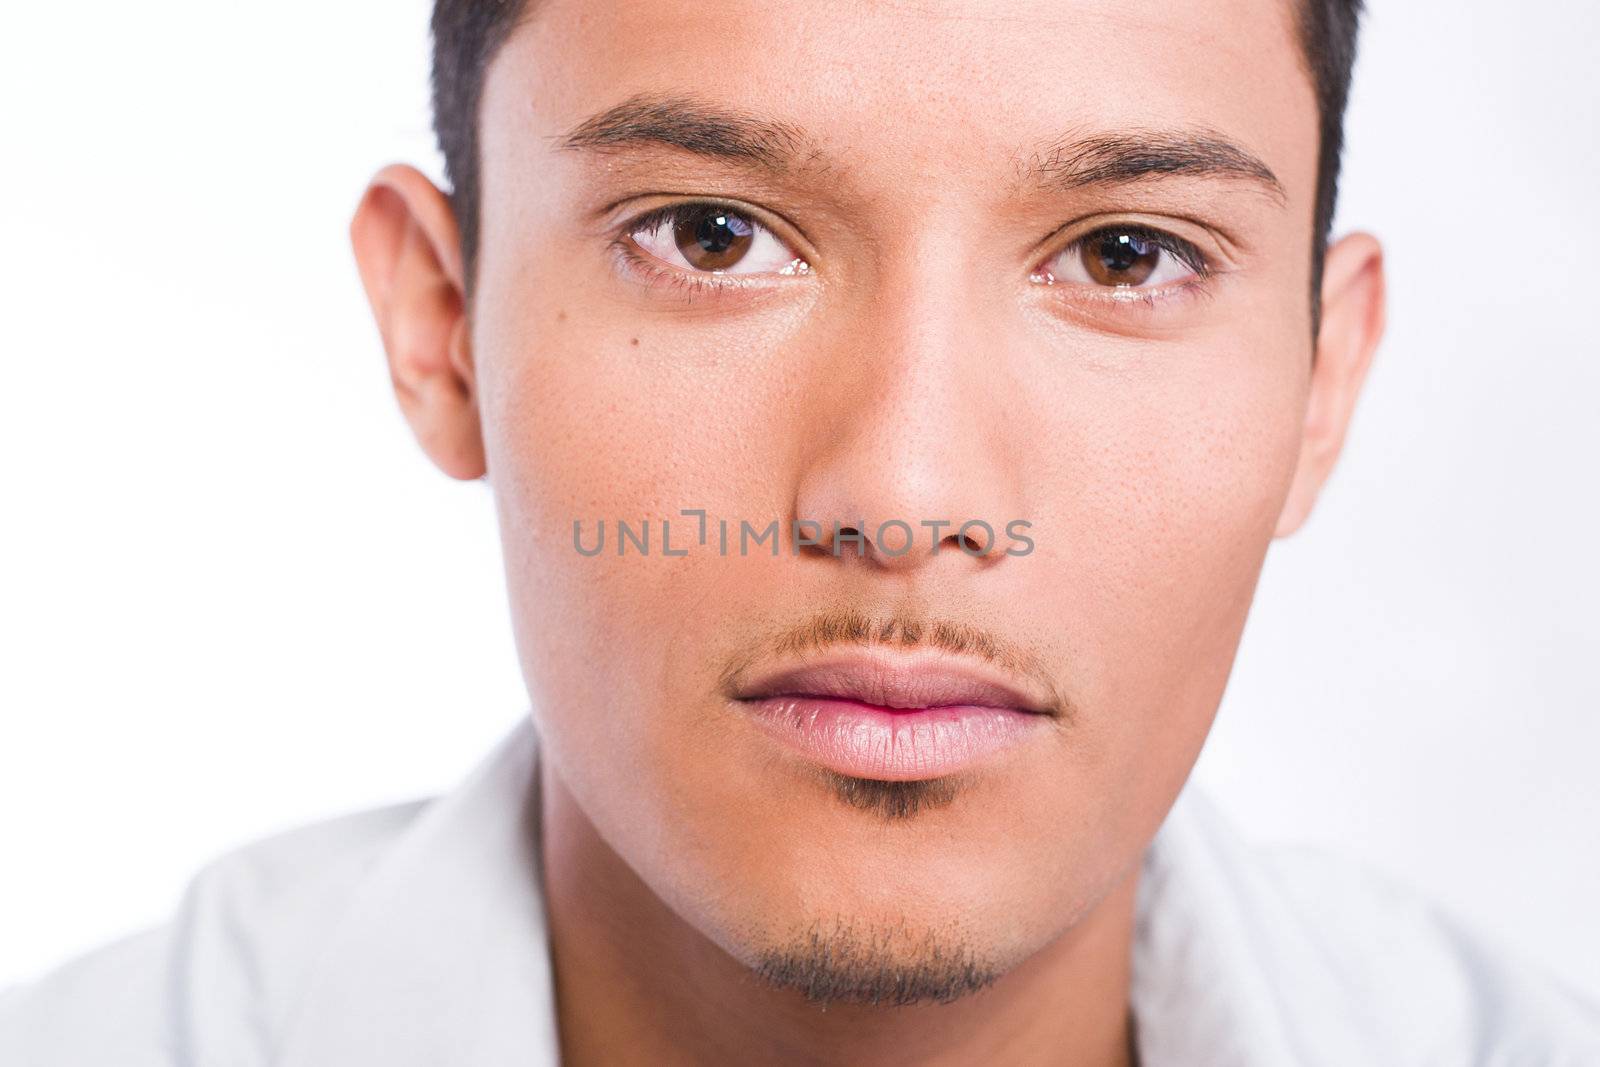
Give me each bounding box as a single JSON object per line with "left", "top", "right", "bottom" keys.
{"left": 717, "top": 606, "right": 1071, "bottom": 723}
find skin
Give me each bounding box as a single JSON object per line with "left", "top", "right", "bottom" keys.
{"left": 350, "top": 0, "right": 1386, "bottom": 1063}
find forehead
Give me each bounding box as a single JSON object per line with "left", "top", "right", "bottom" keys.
{"left": 483, "top": 0, "right": 1316, "bottom": 215}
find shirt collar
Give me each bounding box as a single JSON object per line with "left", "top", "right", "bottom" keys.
{"left": 274, "top": 719, "right": 560, "bottom": 1067}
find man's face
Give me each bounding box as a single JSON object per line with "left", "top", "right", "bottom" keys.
{"left": 464, "top": 0, "right": 1334, "bottom": 995}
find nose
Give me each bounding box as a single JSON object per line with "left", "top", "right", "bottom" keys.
{"left": 790, "top": 278, "right": 1030, "bottom": 575}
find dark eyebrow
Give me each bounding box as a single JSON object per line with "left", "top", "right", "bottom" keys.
{"left": 554, "top": 92, "right": 1285, "bottom": 204}
{"left": 552, "top": 91, "right": 820, "bottom": 173}
{"left": 1018, "top": 129, "right": 1288, "bottom": 204}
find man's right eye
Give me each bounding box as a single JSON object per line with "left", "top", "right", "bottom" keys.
{"left": 625, "top": 203, "right": 809, "bottom": 277}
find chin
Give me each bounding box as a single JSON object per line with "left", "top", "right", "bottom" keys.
{"left": 688, "top": 843, "right": 1064, "bottom": 1004}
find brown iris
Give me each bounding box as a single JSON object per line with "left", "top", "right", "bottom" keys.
{"left": 1081, "top": 230, "right": 1162, "bottom": 287}
{"left": 673, "top": 206, "right": 756, "bottom": 271}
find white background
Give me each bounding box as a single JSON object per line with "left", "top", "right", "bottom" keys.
{"left": 2, "top": 1, "right": 1596, "bottom": 995}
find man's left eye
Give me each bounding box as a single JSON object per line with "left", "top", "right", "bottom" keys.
{"left": 628, "top": 204, "right": 807, "bottom": 276}
{"left": 1037, "top": 227, "right": 1208, "bottom": 289}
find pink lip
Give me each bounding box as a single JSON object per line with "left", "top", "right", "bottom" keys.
{"left": 730, "top": 651, "right": 1056, "bottom": 781}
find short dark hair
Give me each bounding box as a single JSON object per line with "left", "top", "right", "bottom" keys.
{"left": 430, "top": 0, "right": 1363, "bottom": 327}
{"left": 1297, "top": 0, "right": 1367, "bottom": 331}
{"left": 428, "top": 0, "right": 529, "bottom": 291}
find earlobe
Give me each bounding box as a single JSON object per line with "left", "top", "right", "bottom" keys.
{"left": 1273, "top": 232, "right": 1387, "bottom": 538}
{"left": 349, "top": 164, "right": 486, "bottom": 481}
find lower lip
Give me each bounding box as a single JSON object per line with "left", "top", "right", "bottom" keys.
{"left": 740, "top": 696, "right": 1047, "bottom": 780}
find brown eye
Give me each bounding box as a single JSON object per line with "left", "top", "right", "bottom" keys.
{"left": 673, "top": 206, "right": 756, "bottom": 271}
{"left": 1033, "top": 225, "right": 1206, "bottom": 293}
{"left": 1081, "top": 231, "right": 1161, "bottom": 286}
{"left": 627, "top": 202, "right": 809, "bottom": 280}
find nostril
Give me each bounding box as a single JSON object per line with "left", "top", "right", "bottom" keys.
{"left": 955, "top": 532, "right": 983, "bottom": 555}
{"left": 836, "top": 526, "right": 868, "bottom": 558}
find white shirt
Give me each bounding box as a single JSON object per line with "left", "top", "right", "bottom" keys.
{"left": 3, "top": 717, "right": 1597, "bottom": 1066}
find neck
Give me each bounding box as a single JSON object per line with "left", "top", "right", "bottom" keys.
{"left": 538, "top": 763, "right": 1141, "bottom": 1067}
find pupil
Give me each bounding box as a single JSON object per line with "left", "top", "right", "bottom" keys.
{"left": 676, "top": 207, "right": 755, "bottom": 270}
{"left": 1100, "top": 234, "right": 1150, "bottom": 274}
{"left": 1083, "top": 231, "right": 1160, "bottom": 286}
{"left": 697, "top": 212, "right": 744, "bottom": 253}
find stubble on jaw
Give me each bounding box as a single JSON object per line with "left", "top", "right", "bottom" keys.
{"left": 750, "top": 913, "right": 1001, "bottom": 1008}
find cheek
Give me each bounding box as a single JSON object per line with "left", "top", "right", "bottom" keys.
{"left": 470, "top": 287, "right": 807, "bottom": 815}
{"left": 1029, "top": 330, "right": 1308, "bottom": 756}
{"left": 474, "top": 260, "right": 817, "bottom": 550}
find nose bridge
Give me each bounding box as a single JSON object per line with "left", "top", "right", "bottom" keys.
{"left": 792, "top": 253, "right": 1028, "bottom": 569}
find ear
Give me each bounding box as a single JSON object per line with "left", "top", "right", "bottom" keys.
{"left": 1274, "top": 232, "right": 1387, "bottom": 537}
{"left": 349, "top": 164, "right": 485, "bottom": 481}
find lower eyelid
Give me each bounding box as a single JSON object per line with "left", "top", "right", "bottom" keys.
{"left": 610, "top": 238, "right": 771, "bottom": 302}
{"left": 1031, "top": 272, "right": 1215, "bottom": 316}
{"left": 1080, "top": 278, "right": 1214, "bottom": 313}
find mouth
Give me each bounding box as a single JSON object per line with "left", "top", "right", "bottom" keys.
{"left": 729, "top": 649, "right": 1057, "bottom": 782}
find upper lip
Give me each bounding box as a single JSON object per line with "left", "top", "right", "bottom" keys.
{"left": 729, "top": 648, "right": 1056, "bottom": 716}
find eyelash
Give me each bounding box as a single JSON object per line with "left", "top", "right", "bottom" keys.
{"left": 1040, "top": 224, "right": 1215, "bottom": 310}
{"left": 609, "top": 202, "right": 775, "bottom": 303}
{"left": 611, "top": 201, "right": 1215, "bottom": 307}
{"left": 1069, "top": 225, "right": 1211, "bottom": 278}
